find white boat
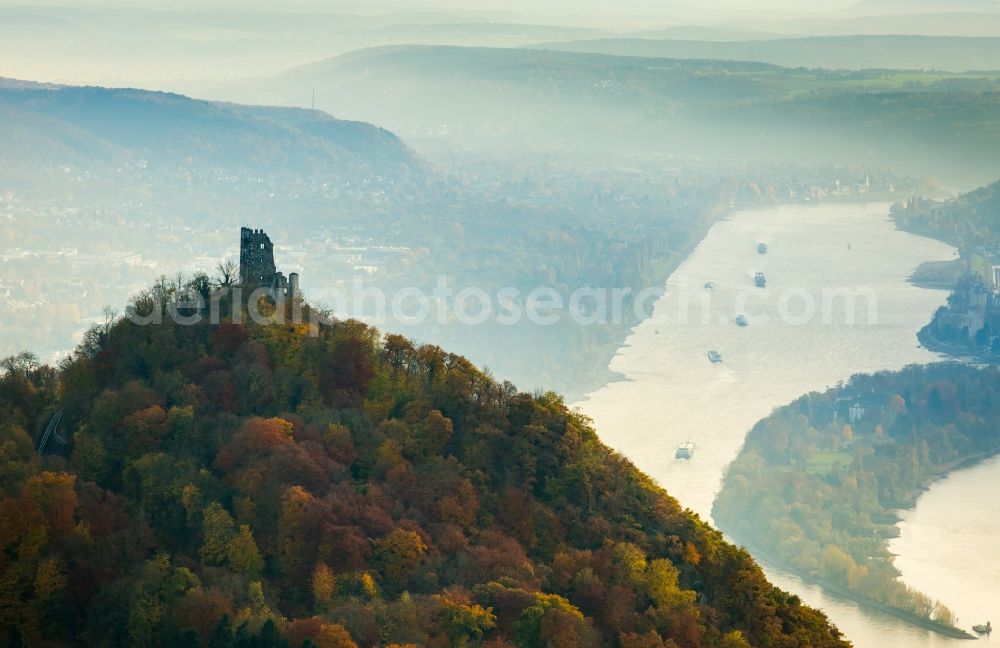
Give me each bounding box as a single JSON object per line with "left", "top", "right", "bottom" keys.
{"left": 675, "top": 442, "right": 696, "bottom": 459}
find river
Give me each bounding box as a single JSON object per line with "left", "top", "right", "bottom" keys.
{"left": 890, "top": 455, "right": 1000, "bottom": 643}
{"left": 576, "top": 202, "right": 997, "bottom": 647}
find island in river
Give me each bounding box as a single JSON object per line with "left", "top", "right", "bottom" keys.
{"left": 713, "top": 363, "right": 1000, "bottom": 639}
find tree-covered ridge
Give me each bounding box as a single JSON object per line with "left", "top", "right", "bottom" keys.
{"left": 0, "top": 282, "right": 848, "bottom": 647}
{"left": 271, "top": 46, "right": 1000, "bottom": 183}
{"left": 714, "top": 364, "right": 1000, "bottom": 635}
{"left": 891, "top": 178, "right": 1000, "bottom": 361}
{"left": 534, "top": 36, "right": 1000, "bottom": 73}
{"left": 0, "top": 81, "right": 424, "bottom": 181}
{"left": 893, "top": 179, "right": 1000, "bottom": 252}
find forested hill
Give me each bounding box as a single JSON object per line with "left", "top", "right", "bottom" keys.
{"left": 262, "top": 45, "right": 1000, "bottom": 184}
{"left": 0, "top": 282, "right": 848, "bottom": 647}
{"left": 714, "top": 363, "right": 1000, "bottom": 638}
{"left": 0, "top": 79, "right": 424, "bottom": 182}
{"left": 893, "top": 179, "right": 1000, "bottom": 252}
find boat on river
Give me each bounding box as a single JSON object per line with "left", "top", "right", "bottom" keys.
{"left": 707, "top": 350, "right": 722, "bottom": 363}
{"left": 973, "top": 621, "right": 991, "bottom": 635}
{"left": 754, "top": 272, "right": 767, "bottom": 288}
{"left": 758, "top": 242, "right": 768, "bottom": 254}
{"left": 675, "top": 442, "right": 696, "bottom": 460}
{"left": 735, "top": 315, "right": 749, "bottom": 327}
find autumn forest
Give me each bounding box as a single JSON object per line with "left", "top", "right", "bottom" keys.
{"left": 0, "top": 283, "right": 849, "bottom": 647}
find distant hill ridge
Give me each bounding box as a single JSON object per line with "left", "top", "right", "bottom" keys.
{"left": 533, "top": 35, "right": 1000, "bottom": 72}
{"left": 0, "top": 78, "right": 424, "bottom": 180}
{"left": 260, "top": 44, "right": 1000, "bottom": 184}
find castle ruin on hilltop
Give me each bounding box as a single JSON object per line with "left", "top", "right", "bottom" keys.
{"left": 239, "top": 227, "right": 299, "bottom": 299}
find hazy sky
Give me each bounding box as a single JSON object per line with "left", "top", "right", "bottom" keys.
{"left": 0, "top": 0, "right": 853, "bottom": 17}
{"left": 2, "top": 0, "right": 997, "bottom": 89}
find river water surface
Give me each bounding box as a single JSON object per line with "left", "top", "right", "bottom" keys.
{"left": 577, "top": 203, "right": 998, "bottom": 647}
{"left": 891, "top": 455, "right": 1000, "bottom": 642}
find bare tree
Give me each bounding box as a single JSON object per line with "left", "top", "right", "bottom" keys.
{"left": 216, "top": 259, "right": 238, "bottom": 287}
{"left": 101, "top": 305, "right": 119, "bottom": 335}
{"left": 0, "top": 351, "right": 40, "bottom": 377}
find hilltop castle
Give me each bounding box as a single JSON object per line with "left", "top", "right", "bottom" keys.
{"left": 239, "top": 227, "right": 299, "bottom": 299}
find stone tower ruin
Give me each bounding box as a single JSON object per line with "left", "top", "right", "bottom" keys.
{"left": 239, "top": 227, "right": 299, "bottom": 298}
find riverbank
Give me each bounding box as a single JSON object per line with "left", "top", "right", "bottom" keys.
{"left": 908, "top": 259, "right": 965, "bottom": 290}
{"left": 569, "top": 193, "right": 908, "bottom": 402}
{"left": 718, "top": 447, "right": 999, "bottom": 641}
{"left": 894, "top": 193, "right": 1000, "bottom": 364}
{"left": 734, "top": 538, "right": 978, "bottom": 640}
{"left": 890, "top": 455, "right": 1000, "bottom": 642}
{"left": 916, "top": 320, "right": 999, "bottom": 366}
{"left": 895, "top": 449, "right": 1000, "bottom": 508}
{"left": 559, "top": 203, "right": 722, "bottom": 402}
